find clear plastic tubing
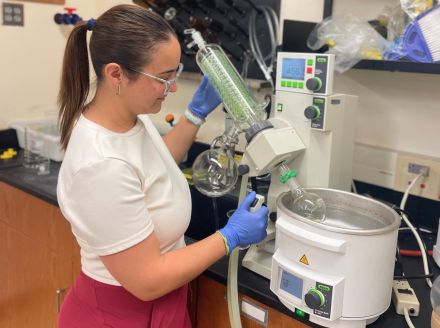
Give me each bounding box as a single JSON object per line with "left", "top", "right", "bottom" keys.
{"left": 190, "top": 30, "right": 264, "bottom": 130}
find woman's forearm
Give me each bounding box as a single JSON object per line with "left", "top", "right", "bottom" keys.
{"left": 147, "top": 232, "right": 226, "bottom": 300}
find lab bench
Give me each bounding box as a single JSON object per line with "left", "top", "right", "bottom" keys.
{"left": 0, "top": 153, "right": 436, "bottom": 328}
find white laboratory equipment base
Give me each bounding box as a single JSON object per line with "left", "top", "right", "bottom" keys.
{"left": 270, "top": 190, "right": 400, "bottom": 328}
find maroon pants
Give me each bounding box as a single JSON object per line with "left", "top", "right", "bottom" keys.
{"left": 58, "top": 271, "right": 192, "bottom": 328}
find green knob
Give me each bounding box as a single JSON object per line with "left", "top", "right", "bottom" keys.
{"left": 306, "top": 77, "right": 322, "bottom": 92}
{"left": 304, "top": 288, "right": 325, "bottom": 309}
{"left": 304, "top": 106, "right": 320, "bottom": 120}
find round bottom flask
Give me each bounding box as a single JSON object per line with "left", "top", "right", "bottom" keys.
{"left": 192, "top": 148, "right": 238, "bottom": 197}
{"left": 288, "top": 190, "right": 326, "bottom": 222}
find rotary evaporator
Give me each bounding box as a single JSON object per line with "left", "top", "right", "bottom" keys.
{"left": 187, "top": 30, "right": 401, "bottom": 328}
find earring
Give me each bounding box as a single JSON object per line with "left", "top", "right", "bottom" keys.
{"left": 116, "top": 84, "right": 121, "bottom": 96}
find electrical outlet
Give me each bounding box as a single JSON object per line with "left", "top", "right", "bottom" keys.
{"left": 392, "top": 280, "right": 420, "bottom": 316}
{"left": 394, "top": 153, "right": 440, "bottom": 201}
{"left": 2, "top": 3, "right": 24, "bottom": 26}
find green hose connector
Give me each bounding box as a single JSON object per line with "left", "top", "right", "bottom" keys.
{"left": 279, "top": 170, "right": 298, "bottom": 184}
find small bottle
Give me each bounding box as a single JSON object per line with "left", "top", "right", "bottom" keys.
{"left": 431, "top": 276, "right": 440, "bottom": 328}
{"left": 23, "top": 126, "right": 42, "bottom": 169}
{"left": 278, "top": 163, "right": 326, "bottom": 222}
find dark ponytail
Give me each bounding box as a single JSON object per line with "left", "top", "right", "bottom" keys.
{"left": 58, "top": 21, "right": 89, "bottom": 151}
{"left": 58, "top": 4, "right": 176, "bottom": 151}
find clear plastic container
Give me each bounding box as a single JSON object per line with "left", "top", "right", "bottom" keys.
{"left": 431, "top": 276, "right": 440, "bottom": 328}
{"left": 23, "top": 126, "right": 50, "bottom": 175}
{"left": 11, "top": 118, "right": 64, "bottom": 162}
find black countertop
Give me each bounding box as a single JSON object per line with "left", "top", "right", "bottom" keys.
{"left": 0, "top": 152, "right": 436, "bottom": 328}
{"left": 0, "top": 151, "right": 59, "bottom": 206}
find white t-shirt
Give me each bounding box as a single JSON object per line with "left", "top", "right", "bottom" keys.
{"left": 57, "top": 114, "right": 191, "bottom": 285}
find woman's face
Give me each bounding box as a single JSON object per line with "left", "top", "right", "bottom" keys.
{"left": 124, "top": 36, "right": 181, "bottom": 115}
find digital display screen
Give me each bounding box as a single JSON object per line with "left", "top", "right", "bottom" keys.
{"left": 282, "top": 58, "right": 306, "bottom": 81}
{"left": 280, "top": 270, "right": 303, "bottom": 299}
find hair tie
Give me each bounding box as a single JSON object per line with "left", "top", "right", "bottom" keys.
{"left": 86, "top": 18, "right": 96, "bottom": 31}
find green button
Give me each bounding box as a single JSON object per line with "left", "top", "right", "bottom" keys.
{"left": 287, "top": 81, "right": 292, "bottom": 87}
{"left": 307, "top": 59, "right": 314, "bottom": 66}
{"left": 292, "top": 81, "right": 298, "bottom": 88}
{"left": 317, "top": 58, "right": 327, "bottom": 63}
{"left": 298, "top": 82, "right": 304, "bottom": 89}
{"left": 295, "top": 308, "right": 306, "bottom": 317}
{"left": 318, "top": 284, "right": 330, "bottom": 291}
{"left": 281, "top": 80, "right": 286, "bottom": 87}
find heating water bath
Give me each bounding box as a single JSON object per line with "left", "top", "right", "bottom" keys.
{"left": 271, "top": 189, "right": 401, "bottom": 328}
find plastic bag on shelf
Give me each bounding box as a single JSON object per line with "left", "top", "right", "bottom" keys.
{"left": 378, "top": 3, "right": 410, "bottom": 42}
{"left": 400, "top": 0, "right": 435, "bottom": 19}
{"left": 307, "top": 15, "right": 391, "bottom": 73}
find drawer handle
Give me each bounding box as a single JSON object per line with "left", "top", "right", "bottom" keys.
{"left": 56, "top": 288, "right": 66, "bottom": 313}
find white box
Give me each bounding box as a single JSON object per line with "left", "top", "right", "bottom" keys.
{"left": 10, "top": 119, "right": 64, "bottom": 162}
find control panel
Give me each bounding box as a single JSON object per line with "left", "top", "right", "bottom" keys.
{"left": 276, "top": 52, "right": 335, "bottom": 95}
{"left": 273, "top": 92, "right": 340, "bottom": 131}
{"left": 270, "top": 250, "right": 345, "bottom": 321}
{"left": 308, "top": 97, "right": 326, "bottom": 130}
{"left": 279, "top": 270, "right": 334, "bottom": 319}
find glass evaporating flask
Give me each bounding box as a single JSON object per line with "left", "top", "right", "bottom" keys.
{"left": 192, "top": 127, "right": 239, "bottom": 197}
{"left": 278, "top": 163, "right": 326, "bottom": 222}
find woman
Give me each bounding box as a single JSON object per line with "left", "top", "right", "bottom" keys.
{"left": 56, "top": 4, "right": 268, "bottom": 328}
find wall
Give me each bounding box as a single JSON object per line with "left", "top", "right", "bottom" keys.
{"left": 0, "top": 0, "right": 439, "bottom": 158}
{"left": 0, "top": 0, "right": 127, "bottom": 127}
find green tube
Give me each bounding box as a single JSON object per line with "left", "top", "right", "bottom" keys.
{"left": 196, "top": 44, "right": 265, "bottom": 130}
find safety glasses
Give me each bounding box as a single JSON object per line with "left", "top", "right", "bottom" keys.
{"left": 128, "top": 63, "right": 184, "bottom": 95}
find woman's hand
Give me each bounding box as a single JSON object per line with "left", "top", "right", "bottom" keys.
{"left": 219, "top": 191, "right": 268, "bottom": 253}
{"left": 188, "top": 76, "right": 222, "bottom": 119}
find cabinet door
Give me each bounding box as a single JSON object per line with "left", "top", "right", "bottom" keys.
{"left": 6, "top": 226, "right": 70, "bottom": 328}
{"left": 188, "top": 279, "right": 199, "bottom": 327}
{"left": 196, "top": 275, "right": 311, "bottom": 328}
{"left": 0, "top": 183, "right": 79, "bottom": 328}
{"left": 0, "top": 220, "right": 9, "bottom": 328}
{"left": 52, "top": 208, "right": 81, "bottom": 282}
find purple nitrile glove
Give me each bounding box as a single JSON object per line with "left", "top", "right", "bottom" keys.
{"left": 219, "top": 191, "right": 268, "bottom": 254}
{"left": 188, "top": 75, "right": 222, "bottom": 119}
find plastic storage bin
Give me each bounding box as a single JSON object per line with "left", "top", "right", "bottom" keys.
{"left": 10, "top": 119, "right": 64, "bottom": 162}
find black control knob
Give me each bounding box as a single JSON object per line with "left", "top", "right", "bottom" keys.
{"left": 238, "top": 164, "right": 250, "bottom": 176}
{"left": 306, "top": 77, "right": 322, "bottom": 92}
{"left": 304, "top": 289, "right": 325, "bottom": 310}
{"left": 304, "top": 106, "right": 320, "bottom": 120}
{"left": 269, "top": 212, "right": 277, "bottom": 223}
